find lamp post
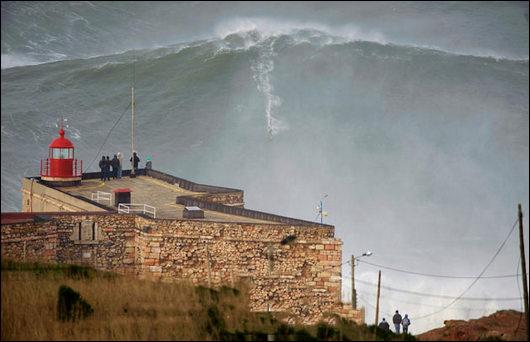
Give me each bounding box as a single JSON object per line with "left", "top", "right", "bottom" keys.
{"left": 351, "top": 251, "right": 373, "bottom": 309}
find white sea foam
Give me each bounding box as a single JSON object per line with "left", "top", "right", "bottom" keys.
{"left": 250, "top": 39, "right": 289, "bottom": 137}
{"left": 213, "top": 17, "right": 530, "bottom": 61}
{"left": 1, "top": 54, "right": 42, "bottom": 69}
{"left": 215, "top": 17, "right": 388, "bottom": 46}
{"left": 3, "top": 16, "right": 525, "bottom": 70}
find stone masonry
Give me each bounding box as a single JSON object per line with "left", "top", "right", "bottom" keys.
{"left": 3, "top": 169, "right": 364, "bottom": 325}
{"left": 0, "top": 211, "right": 361, "bottom": 325}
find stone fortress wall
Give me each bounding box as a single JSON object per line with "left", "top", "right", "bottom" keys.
{"left": 2, "top": 169, "right": 363, "bottom": 325}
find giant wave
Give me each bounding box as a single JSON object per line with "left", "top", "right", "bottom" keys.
{"left": 2, "top": 29, "right": 528, "bottom": 212}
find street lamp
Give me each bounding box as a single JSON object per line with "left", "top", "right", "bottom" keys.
{"left": 351, "top": 251, "right": 373, "bottom": 310}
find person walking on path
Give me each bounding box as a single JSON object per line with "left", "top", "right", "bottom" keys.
{"left": 402, "top": 314, "right": 411, "bottom": 334}
{"left": 393, "top": 310, "right": 403, "bottom": 334}
{"left": 111, "top": 155, "right": 119, "bottom": 179}
{"left": 130, "top": 152, "right": 140, "bottom": 174}
{"left": 99, "top": 156, "right": 106, "bottom": 181}
{"left": 378, "top": 318, "right": 390, "bottom": 332}
{"left": 116, "top": 152, "right": 123, "bottom": 179}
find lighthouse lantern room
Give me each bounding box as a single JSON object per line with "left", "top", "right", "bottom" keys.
{"left": 40, "top": 123, "right": 82, "bottom": 186}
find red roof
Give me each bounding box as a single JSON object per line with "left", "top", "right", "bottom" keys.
{"left": 113, "top": 188, "right": 132, "bottom": 193}
{"left": 1, "top": 212, "right": 35, "bottom": 224}
{"left": 48, "top": 128, "right": 74, "bottom": 148}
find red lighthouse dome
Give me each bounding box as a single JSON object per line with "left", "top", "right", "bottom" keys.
{"left": 40, "top": 126, "right": 82, "bottom": 186}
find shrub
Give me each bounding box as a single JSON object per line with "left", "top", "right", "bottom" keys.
{"left": 57, "top": 285, "right": 93, "bottom": 321}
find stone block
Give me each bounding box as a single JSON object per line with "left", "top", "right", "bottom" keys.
{"left": 329, "top": 275, "right": 342, "bottom": 282}
{"left": 149, "top": 266, "right": 162, "bottom": 272}
{"left": 143, "top": 259, "right": 158, "bottom": 266}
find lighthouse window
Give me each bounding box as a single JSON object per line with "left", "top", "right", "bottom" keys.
{"left": 52, "top": 148, "right": 72, "bottom": 159}
{"left": 61, "top": 148, "right": 69, "bottom": 159}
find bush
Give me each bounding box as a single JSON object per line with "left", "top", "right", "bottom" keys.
{"left": 57, "top": 285, "right": 93, "bottom": 321}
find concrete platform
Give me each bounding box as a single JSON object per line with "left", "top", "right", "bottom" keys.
{"left": 61, "top": 175, "right": 278, "bottom": 224}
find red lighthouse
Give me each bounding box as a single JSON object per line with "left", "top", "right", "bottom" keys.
{"left": 40, "top": 125, "right": 82, "bottom": 186}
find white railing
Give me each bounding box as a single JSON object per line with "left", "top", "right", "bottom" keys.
{"left": 91, "top": 191, "right": 112, "bottom": 204}
{"left": 118, "top": 203, "right": 156, "bottom": 218}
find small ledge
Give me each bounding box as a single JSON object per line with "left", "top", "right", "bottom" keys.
{"left": 73, "top": 240, "right": 100, "bottom": 245}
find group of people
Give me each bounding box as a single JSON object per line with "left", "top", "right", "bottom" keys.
{"left": 378, "top": 310, "right": 411, "bottom": 334}
{"left": 99, "top": 153, "right": 123, "bottom": 181}
{"left": 99, "top": 152, "right": 141, "bottom": 181}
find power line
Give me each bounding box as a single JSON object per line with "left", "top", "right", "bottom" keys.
{"left": 358, "top": 295, "right": 393, "bottom": 320}
{"left": 413, "top": 219, "right": 520, "bottom": 320}
{"left": 355, "top": 278, "right": 522, "bottom": 301}
{"left": 356, "top": 259, "right": 523, "bottom": 279}
{"left": 357, "top": 289, "right": 504, "bottom": 311}
{"left": 85, "top": 102, "right": 131, "bottom": 171}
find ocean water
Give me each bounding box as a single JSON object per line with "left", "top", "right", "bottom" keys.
{"left": 1, "top": 1, "right": 528, "bottom": 334}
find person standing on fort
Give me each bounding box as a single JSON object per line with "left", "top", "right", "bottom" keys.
{"left": 145, "top": 155, "right": 152, "bottom": 170}
{"left": 105, "top": 156, "right": 111, "bottom": 181}
{"left": 402, "top": 314, "right": 411, "bottom": 334}
{"left": 99, "top": 156, "right": 106, "bottom": 181}
{"left": 116, "top": 152, "right": 123, "bottom": 179}
{"left": 111, "top": 155, "right": 119, "bottom": 179}
{"left": 393, "top": 310, "right": 403, "bottom": 334}
{"left": 130, "top": 152, "right": 140, "bottom": 174}
{"left": 378, "top": 318, "right": 390, "bottom": 332}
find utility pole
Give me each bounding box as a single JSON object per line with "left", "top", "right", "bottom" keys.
{"left": 518, "top": 204, "right": 528, "bottom": 336}
{"left": 352, "top": 251, "right": 373, "bottom": 310}
{"left": 351, "top": 255, "right": 357, "bottom": 309}
{"left": 374, "top": 270, "right": 381, "bottom": 341}
{"left": 130, "top": 59, "right": 136, "bottom": 178}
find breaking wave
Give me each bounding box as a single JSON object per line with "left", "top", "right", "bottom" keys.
{"left": 1, "top": 28, "right": 528, "bottom": 214}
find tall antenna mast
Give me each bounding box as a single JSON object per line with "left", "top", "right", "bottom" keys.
{"left": 130, "top": 56, "right": 136, "bottom": 178}
{"left": 315, "top": 194, "right": 329, "bottom": 225}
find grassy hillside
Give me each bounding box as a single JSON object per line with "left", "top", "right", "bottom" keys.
{"left": 1, "top": 260, "right": 415, "bottom": 341}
